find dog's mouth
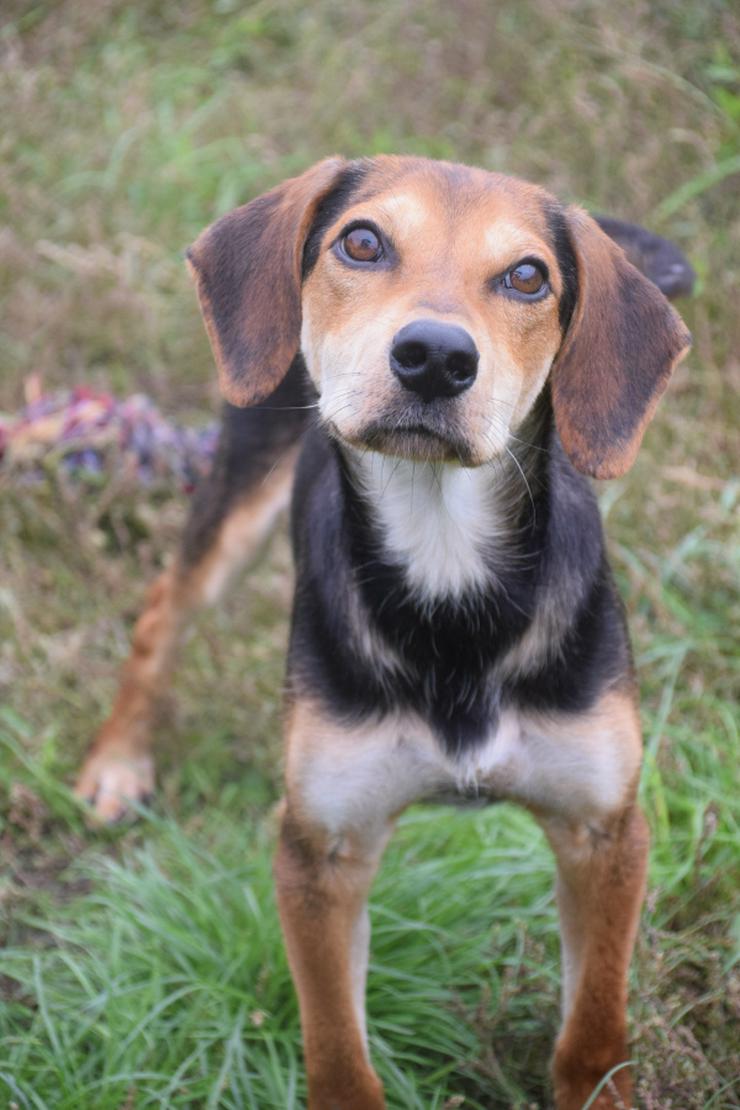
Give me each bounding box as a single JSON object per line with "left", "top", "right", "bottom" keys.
{"left": 331, "top": 410, "right": 475, "bottom": 465}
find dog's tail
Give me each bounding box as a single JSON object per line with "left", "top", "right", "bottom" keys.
{"left": 595, "top": 215, "right": 695, "bottom": 301}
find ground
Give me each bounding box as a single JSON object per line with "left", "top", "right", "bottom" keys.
{"left": 0, "top": 1, "right": 738, "bottom": 1107}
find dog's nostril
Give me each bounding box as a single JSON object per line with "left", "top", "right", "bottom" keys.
{"left": 446, "top": 351, "right": 476, "bottom": 382}
{"left": 395, "top": 341, "right": 428, "bottom": 370}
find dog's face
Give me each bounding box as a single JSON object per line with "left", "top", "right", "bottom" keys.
{"left": 188, "top": 155, "right": 690, "bottom": 479}
{"left": 300, "top": 162, "right": 566, "bottom": 466}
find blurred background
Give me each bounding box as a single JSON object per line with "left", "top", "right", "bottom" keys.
{"left": 1, "top": 2, "right": 738, "bottom": 1108}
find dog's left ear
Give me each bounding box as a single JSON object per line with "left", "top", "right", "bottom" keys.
{"left": 187, "top": 157, "right": 347, "bottom": 406}
{"left": 551, "top": 208, "right": 691, "bottom": 479}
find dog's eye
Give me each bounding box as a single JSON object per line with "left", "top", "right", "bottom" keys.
{"left": 342, "top": 226, "right": 383, "bottom": 263}
{"left": 502, "top": 261, "right": 548, "bottom": 297}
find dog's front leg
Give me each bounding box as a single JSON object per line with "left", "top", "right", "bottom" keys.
{"left": 543, "top": 803, "right": 649, "bottom": 1110}
{"left": 275, "top": 807, "right": 388, "bottom": 1110}
{"left": 275, "top": 701, "right": 442, "bottom": 1106}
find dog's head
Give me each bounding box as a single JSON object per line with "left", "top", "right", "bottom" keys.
{"left": 187, "top": 156, "right": 690, "bottom": 478}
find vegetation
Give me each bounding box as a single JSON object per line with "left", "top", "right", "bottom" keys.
{"left": 1, "top": 1, "right": 738, "bottom": 1106}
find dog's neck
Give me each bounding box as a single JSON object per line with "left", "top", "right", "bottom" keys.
{"left": 342, "top": 400, "right": 551, "bottom": 607}
{"left": 345, "top": 454, "right": 515, "bottom": 602}
{"left": 297, "top": 397, "right": 610, "bottom": 757}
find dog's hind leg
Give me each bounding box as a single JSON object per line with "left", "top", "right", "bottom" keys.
{"left": 75, "top": 359, "right": 311, "bottom": 822}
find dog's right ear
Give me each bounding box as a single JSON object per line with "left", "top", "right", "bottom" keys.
{"left": 187, "top": 157, "right": 347, "bottom": 406}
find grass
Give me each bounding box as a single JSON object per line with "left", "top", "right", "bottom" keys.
{"left": 1, "top": 0, "right": 739, "bottom": 1106}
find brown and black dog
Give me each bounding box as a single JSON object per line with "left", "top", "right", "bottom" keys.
{"left": 76, "top": 156, "right": 693, "bottom": 1109}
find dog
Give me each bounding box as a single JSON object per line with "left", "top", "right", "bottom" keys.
{"left": 75, "top": 156, "right": 693, "bottom": 1109}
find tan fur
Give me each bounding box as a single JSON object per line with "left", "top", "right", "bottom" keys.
{"left": 274, "top": 823, "right": 388, "bottom": 1110}
{"left": 543, "top": 805, "right": 649, "bottom": 1110}
{"left": 301, "top": 164, "right": 565, "bottom": 467}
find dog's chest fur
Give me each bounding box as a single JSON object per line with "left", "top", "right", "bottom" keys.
{"left": 352, "top": 455, "right": 509, "bottom": 602}
{"left": 345, "top": 453, "right": 545, "bottom": 746}
{"left": 290, "top": 424, "right": 630, "bottom": 759}
{"left": 296, "top": 704, "right": 637, "bottom": 836}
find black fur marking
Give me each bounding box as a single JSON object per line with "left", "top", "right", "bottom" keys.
{"left": 181, "top": 356, "right": 313, "bottom": 568}
{"left": 301, "top": 162, "right": 372, "bottom": 280}
{"left": 546, "top": 204, "right": 579, "bottom": 332}
{"left": 288, "top": 412, "right": 632, "bottom": 758}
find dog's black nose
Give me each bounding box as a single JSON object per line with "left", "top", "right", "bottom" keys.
{"left": 390, "top": 320, "right": 479, "bottom": 401}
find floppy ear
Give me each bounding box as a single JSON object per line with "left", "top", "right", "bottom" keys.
{"left": 187, "top": 157, "right": 346, "bottom": 406}
{"left": 551, "top": 207, "right": 691, "bottom": 479}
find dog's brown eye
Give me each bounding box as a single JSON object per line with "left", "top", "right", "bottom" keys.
{"left": 506, "top": 262, "right": 546, "bottom": 295}
{"left": 342, "top": 227, "right": 382, "bottom": 263}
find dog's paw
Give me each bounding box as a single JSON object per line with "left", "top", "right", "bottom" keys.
{"left": 553, "top": 1035, "right": 633, "bottom": 1110}
{"left": 554, "top": 1062, "right": 633, "bottom": 1110}
{"left": 74, "top": 750, "right": 155, "bottom": 823}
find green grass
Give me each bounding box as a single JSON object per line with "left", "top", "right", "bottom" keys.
{"left": 0, "top": 793, "right": 562, "bottom": 1109}
{"left": 1, "top": 0, "right": 739, "bottom": 1107}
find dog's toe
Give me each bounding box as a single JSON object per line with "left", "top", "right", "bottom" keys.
{"left": 74, "top": 752, "right": 155, "bottom": 823}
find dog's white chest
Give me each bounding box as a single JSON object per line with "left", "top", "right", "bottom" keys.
{"left": 349, "top": 454, "right": 505, "bottom": 601}
{"left": 295, "top": 704, "right": 635, "bottom": 841}
{"left": 295, "top": 710, "right": 527, "bottom": 832}
{"left": 433, "top": 709, "right": 632, "bottom": 817}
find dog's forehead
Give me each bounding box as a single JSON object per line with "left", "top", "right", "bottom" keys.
{"left": 330, "top": 157, "right": 556, "bottom": 244}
